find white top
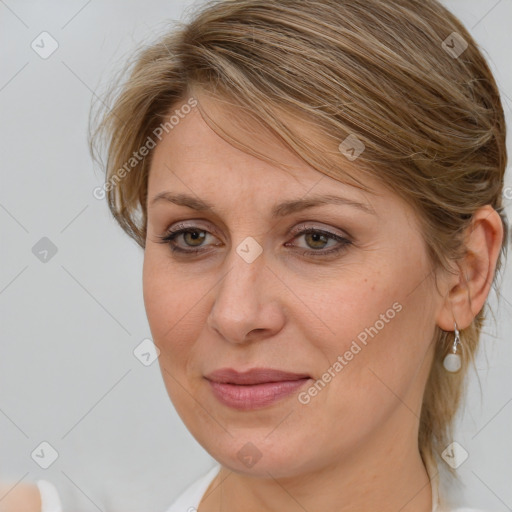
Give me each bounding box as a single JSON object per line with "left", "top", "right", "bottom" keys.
{"left": 36, "top": 480, "right": 63, "bottom": 512}
{"left": 36, "top": 466, "right": 491, "bottom": 512}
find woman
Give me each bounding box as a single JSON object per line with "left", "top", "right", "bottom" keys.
{"left": 5, "top": 0, "right": 508, "bottom": 510}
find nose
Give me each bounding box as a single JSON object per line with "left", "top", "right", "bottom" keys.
{"left": 206, "top": 247, "right": 285, "bottom": 344}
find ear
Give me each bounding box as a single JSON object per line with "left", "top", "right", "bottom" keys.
{"left": 437, "top": 205, "right": 504, "bottom": 331}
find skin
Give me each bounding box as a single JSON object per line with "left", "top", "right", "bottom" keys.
{"left": 1, "top": 93, "right": 502, "bottom": 512}
{"left": 0, "top": 481, "right": 41, "bottom": 512}
{"left": 142, "top": 93, "right": 504, "bottom": 512}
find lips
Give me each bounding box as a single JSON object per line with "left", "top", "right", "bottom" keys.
{"left": 204, "top": 368, "right": 312, "bottom": 410}
{"left": 205, "top": 367, "right": 311, "bottom": 385}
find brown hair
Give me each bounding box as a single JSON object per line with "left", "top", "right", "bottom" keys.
{"left": 90, "top": 0, "right": 508, "bottom": 476}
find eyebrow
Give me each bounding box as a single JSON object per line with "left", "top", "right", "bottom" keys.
{"left": 149, "top": 192, "right": 376, "bottom": 216}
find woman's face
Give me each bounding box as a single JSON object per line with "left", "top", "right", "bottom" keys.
{"left": 143, "top": 96, "right": 443, "bottom": 477}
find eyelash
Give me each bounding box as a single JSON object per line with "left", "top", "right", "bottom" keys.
{"left": 155, "top": 223, "right": 352, "bottom": 258}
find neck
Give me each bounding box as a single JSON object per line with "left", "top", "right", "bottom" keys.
{"left": 199, "top": 412, "right": 433, "bottom": 512}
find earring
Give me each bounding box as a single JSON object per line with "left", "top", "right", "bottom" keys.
{"left": 443, "top": 322, "right": 462, "bottom": 372}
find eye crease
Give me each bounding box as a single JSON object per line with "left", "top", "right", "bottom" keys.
{"left": 155, "top": 223, "right": 353, "bottom": 258}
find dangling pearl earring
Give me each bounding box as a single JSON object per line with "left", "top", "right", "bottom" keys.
{"left": 443, "top": 322, "right": 462, "bottom": 372}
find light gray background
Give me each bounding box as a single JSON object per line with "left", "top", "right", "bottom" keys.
{"left": 0, "top": 1, "right": 511, "bottom": 511}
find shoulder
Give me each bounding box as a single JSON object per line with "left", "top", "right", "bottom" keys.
{"left": 0, "top": 480, "right": 42, "bottom": 512}
{"left": 164, "top": 465, "right": 221, "bottom": 512}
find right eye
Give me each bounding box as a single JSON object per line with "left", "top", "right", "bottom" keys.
{"left": 156, "top": 224, "right": 221, "bottom": 254}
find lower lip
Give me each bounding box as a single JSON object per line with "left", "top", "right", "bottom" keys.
{"left": 207, "top": 378, "right": 311, "bottom": 410}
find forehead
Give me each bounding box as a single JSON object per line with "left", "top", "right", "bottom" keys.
{"left": 148, "top": 96, "right": 380, "bottom": 207}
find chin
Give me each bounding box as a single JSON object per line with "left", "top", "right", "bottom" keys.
{"left": 195, "top": 429, "right": 324, "bottom": 478}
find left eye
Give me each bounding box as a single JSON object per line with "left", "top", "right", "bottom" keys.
{"left": 288, "top": 228, "right": 346, "bottom": 252}
{"left": 156, "top": 225, "right": 352, "bottom": 257}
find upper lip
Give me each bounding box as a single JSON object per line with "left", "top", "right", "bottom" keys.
{"left": 205, "top": 368, "right": 311, "bottom": 385}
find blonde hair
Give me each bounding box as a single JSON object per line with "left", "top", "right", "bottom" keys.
{"left": 90, "top": 0, "right": 508, "bottom": 476}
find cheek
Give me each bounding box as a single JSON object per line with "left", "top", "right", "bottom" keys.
{"left": 142, "top": 251, "right": 224, "bottom": 436}
{"left": 143, "top": 252, "right": 171, "bottom": 340}
{"left": 143, "top": 251, "right": 190, "bottom": 355}
{"left": 300, "top": 253, "right": 436, "bottom": 402}
{"left": 319, "top": 289, "right": 435, "bottom": 432}
{"left": 142, "top": 249, "right": 213, "bottom": 372}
